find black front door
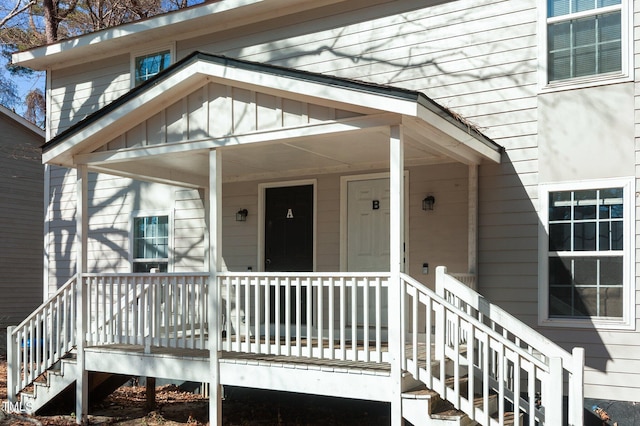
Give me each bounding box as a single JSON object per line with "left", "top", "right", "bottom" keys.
{"left": 265, "top": 184, "right": 313, "bottom": 324}
{"left": 265, "top": 184, "right": 313, "bottom": 272}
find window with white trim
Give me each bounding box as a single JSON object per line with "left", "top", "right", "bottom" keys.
{"left": 543, "top": 0, "right": 629, "bottom": 88}
{"left": 132, "top": 215, "right": 169, "bottom": 272}
{"left": 132, "top": 49, "right": 172, "bottom": 87}
{"left": 540, "top": 179, "right": 634, "bottom": 327}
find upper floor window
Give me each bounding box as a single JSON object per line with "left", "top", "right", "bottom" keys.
{"left": 539, "top": 179, "right": 634, "bottom": 329}
{"left": 132, "top": 48, "right": 172, "bottom": 87}
{"left": 542, "top": 0, "right": 630, "bottom": 89}
{"left": 132, "top": 214, "right": 169, "bottom": 272}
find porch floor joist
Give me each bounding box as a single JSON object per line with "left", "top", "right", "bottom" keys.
{"left": 83, "top": 345, "right": 393, "bottom": 402}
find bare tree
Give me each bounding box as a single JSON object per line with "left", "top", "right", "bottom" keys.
{"left": 0, "top": 0, "right": 202, "bottom": 124}
{"left": 0, "top": 0, "right": 37, "bottom": 28}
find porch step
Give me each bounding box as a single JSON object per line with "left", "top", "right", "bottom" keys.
{"left": 21, "top": 356, "right": 79, "bottom": 414}
{"left": 401, "top": 385, "right": 503, "bottom": 426}
{"left": 20, "top": 354, "right": 131, "bottom": 415}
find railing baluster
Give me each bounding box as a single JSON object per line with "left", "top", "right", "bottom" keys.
{"left": 243, "top": 276, "right": 250, "bottom": 353}
{"left": 275, "top": 277, "right": 281, "bottom": 356}
{"left": 294, "top": 277, "right": 301, "bottom": 357}
{"left": 513, "top": 354, "right": 521, "bottom": 426}
{"left": 363, "top": 277, "right": 369, "bottom": 363}
{"left": 317, "top": 277, "right": 323, "bottom": 359}
{"left": 285, "top": 277, "right": 291, "bottom": 357}
{"left": 351, "top": 277, "right": 357, "bottom": 362}
{"left": 467, "top": 325, "right": 475, "bottom": 421}
{"left": 101, "top": 277, "right": 107, "bottom": 344}
{"left": 115, "top": 277, "right": 121, "bottom": 344}
{"left": 411, "top": 287, "right": 418, "bottom": 378}
{"left": 328, "top": 277, "right": 334, "bottom": 360}
{"left": 226, "top": 276, "right": 232, "bottom": 350}
{"left": 264, "top": 275, "right": 271, "bottom": 355}
{"left": 339, "top": 277, "right": 346, "bottom": 361}
{"left": 375, "top": 277, "right": 381, "bottom": 363}
{"left": 253, "top": 275, "right": 261, "bottom": 354}
{"left": 425, "top": 295, "right": 433, "bottom": 389}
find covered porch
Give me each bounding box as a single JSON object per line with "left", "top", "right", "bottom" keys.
{"left": 8, "top": 52, "right": 585, "bottom": 425}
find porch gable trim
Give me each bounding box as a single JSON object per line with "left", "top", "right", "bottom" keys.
{"left": 42, "top": 52, "right": 502, "bottom": 168}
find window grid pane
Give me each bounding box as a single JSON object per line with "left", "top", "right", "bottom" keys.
{"left": 133, "top": 216, "right": 169, "bottom": 271}
{"left": 135, "top": 50, "right": 171, "bottom": 86}
{"left": 548, "top": 188, "right": 623, "bottom": 319}
{"left": 547, "top": 8, "right": 622, "bottom": 82}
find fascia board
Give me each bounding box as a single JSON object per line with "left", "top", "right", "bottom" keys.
{"left": 12, "top": 0, "right": 349, "bottom": 70}
{"left": 12, "top": 0, "right": 261, "bottom": 68}
{"left": 415, "top": 102, "right": 502, "bottom": 163}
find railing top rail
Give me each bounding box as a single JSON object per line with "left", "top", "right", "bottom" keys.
{"left": 82, "top": 272, "right": 209, "bottom": 278}
{"left": 218, "top": 271, "right": 392, "bottom": 278}
{"left": 401, "top": 273, "right": 549, "bottom": 371}
{"left": 434, "top": 266, "right": 576, "bottom": 370}
{"left": 12, "top": 274, "right": 77, "bottom": 332}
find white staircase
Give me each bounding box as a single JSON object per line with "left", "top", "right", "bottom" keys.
{"left": 19, "top": 353, "right": 78, "bottom": 414}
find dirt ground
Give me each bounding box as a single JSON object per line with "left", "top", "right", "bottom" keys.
{"left": 0, "top": 357, "right": 389, "bottom": 425}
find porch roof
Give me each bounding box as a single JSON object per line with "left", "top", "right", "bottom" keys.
{"left": 43, "top": 52, "right": 502, "bottom": 187}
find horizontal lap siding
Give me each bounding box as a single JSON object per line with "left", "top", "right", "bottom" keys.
{"left": 197, "top": 0, "right": 539, "bottom": 330}
{"left": 46, "top": 168, "right": 207, "bottom": 290}
{"left": 0, "top": 114, "right": 44, "bottom": 328}
{"left": 174, "top": 189, "right": 206, "bottom": 272}
{"left": 221, "top": 181, "right": 259, "bottom": 271}
{"left": 50, "top": 53, "right": 129, "bottom": 136}
{"left": 42, "top": 0, "right": 640, "bottom": 400}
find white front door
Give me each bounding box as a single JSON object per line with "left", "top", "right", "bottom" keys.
{"left": 347, "top": 177, "right": 391, "bottom": 328}
{"left": 347, "top": 178, "right": 391, "bottom": 272}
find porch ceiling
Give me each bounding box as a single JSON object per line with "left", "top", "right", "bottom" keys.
{"left": 90, "top": 126, "right": 453, "bottom": 186}
{"left": 44, "top": 52, "right": 502, "bottom": 188}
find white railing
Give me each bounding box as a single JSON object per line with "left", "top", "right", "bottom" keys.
{"left": 8, "top": 268, "right": 583, "bottom": 426}
{"left": 84, "top": 273, "right": 209, "bottom": 350}
{"left": 401, "top": 267, "right": 584, "bottom": 426}
{"left": 217, "top": 272, "right": 390, "bottom": 363}
{"left": 7, "top": 276, "right": 77, "bottom": 401}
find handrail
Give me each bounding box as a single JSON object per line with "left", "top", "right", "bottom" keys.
{"left": 13, "top": 275, "right": 77, "bottom": 331}
{"left": 7, "top": 275, "right": 77, "bottom": 401}
{"left": 436, "top": 267, "right": 574, "bottom": 367}
{"left": 415, "top": 266, "right": 584, "bottom": 425}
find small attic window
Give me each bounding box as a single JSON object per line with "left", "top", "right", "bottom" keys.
{"left": 132, "top": 48, "right": 172, "bottom": 86}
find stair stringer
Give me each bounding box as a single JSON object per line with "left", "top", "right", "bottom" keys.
{"left": 20, "top": 357, "right": 79, "bottom": 415}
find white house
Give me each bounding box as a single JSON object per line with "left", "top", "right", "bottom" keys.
{"left": 7, "top": 0, "right": 637, "bottom": 424}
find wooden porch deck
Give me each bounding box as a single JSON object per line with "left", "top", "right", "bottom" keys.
{"left": 8, "top": 271, "right": 585, "bottom": 425}
{"left": 82, "top": 340, "right": 433, "bottom": 402}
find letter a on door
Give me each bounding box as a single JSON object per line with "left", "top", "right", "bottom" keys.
{"left": 286, "top": 208, "right": 294, "bottom": 218}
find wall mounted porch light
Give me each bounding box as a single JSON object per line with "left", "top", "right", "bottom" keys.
{"left": 236, "top": 209, "right": 248, "bottom": 222}
{"left": 422, "top": 195, "right": 435, "bottom": 211}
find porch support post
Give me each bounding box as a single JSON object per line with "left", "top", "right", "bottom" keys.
{"left": 75, "top": 165, "right": 89, "bottom": 424}
{"left": 389, "top": 125, "right": 404, "bottom": 426}
{"left": 468, "top": 164, "right": 478, "bottom": 283}
{"left": 208, "top": 149, "right": 222, "bottom": 425}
